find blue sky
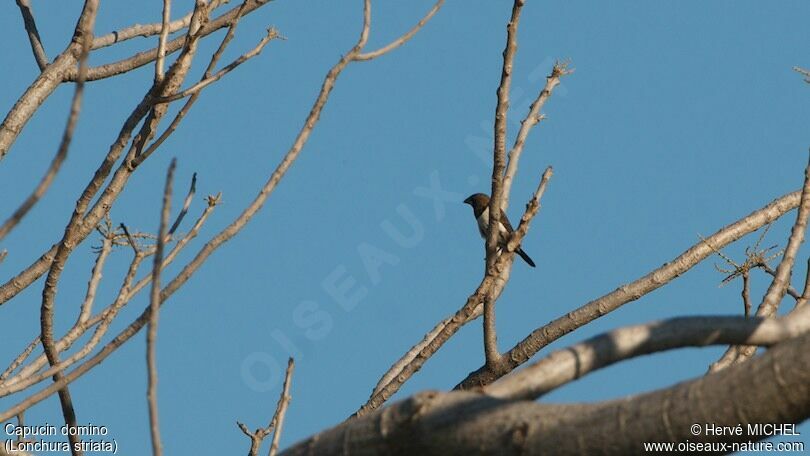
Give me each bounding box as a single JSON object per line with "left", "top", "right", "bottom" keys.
{"left": 1, "top": 1, "right": 809, "bottom": 454}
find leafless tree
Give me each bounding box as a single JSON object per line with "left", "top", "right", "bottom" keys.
{"left": 1, "top": 1, "right": 808, "bottom": 455}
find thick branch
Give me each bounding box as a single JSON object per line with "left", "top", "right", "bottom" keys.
{"left": 485, "top": 306, "right": 810, "bottom": 401}
{"left": 281, "top": 331, "right": 810, "bottom": 455}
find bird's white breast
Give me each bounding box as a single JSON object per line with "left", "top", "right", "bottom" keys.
{"left": 475, "top": 208, "right": 508, "bottom": 239}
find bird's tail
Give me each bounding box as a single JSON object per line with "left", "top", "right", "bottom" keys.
{"left": 516, "top": 247, "right": 536, "bottom": 267}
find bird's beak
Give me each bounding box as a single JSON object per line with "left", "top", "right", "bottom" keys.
{"left": 463, "top": 196, "right": 472, "bottom": 205}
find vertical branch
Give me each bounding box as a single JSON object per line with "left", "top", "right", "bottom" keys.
{"left": 483, "top": 295, "right": 500, "bottom": 367}
{"left": 795, "top": 257, "right": 810, "bottom": 308}
{"left": 741, "top": 271, "right": 751, "bottom": 317}
{"left": 147, "top": 159, "right": 176, "bottom": 456}
{"left": 268, "top": 358, "right": 295, "bottom": 456}
{"left": 155, "top": 0, "right": 172, "bottom": 82}
{"left": 487, "top": 0, "right": 525, "bottom": 271}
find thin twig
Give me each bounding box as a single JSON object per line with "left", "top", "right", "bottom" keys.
{"left": 741, "top": 271, "right": 751, "bottom": 317}
{"left": 353, "top": 0, "right": 444, "bottom": 61}
{"left": 134, "top": 0, "right": 259, "bottom": 168}
{"left": 268, "top": 358, "right": 295, "bottom": 456}
{"left": 120, "top": 223, "right": 140, "bottom": 254}
{"left": 78, "top": 236, "right": 113, "bottom": 324}
{"left": 235, "top": 358, "right": 295, "bottom": 456}
{"left": 15, "top": 0, "right": 49, "bottom": 70}
{"left": 794, "top": 66, "right": 810, "bottom": 84}
{"left": 501, "top": 63, "right": 570, "bottom": 210}
{"left": 147, "top": 159, "right": 176, "bottom": 456}
{"left": 157, "top": 0, "right": 373, "bottom": 303}
{"left": 759, "top": 264, "right": 801, "bottom": 301}
{"left": 152, "top": 27, "right": 279, "bottom": 104}
{"left": 168, "top": 172, "right": 197, "bottom": 236}
{"left": 796, "top": 257, "right": 810, "bottom": 308}
{"left": 0, "top": 336, "right": 40, "bottom": 382}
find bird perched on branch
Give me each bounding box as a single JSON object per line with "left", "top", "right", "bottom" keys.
{"left": 463, "top": 193, "right": 536, "bottom": 267}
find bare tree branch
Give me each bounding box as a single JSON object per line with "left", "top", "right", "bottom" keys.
{"left": 1, "top": 0, "right": 436, "bottom": 421}
{"left": 0, "top": 0, "right": 96, "bottom": 242}
{"left": 710, "top": 152, "right": 810, "bottom": 372}
{"left": 0, "top": 202, "right": 216, "bottom": 397}
{"left": 268, "top": 358, "right": 295, "bottom": 456}
{"left": 486, "top": 0, "right": 525, "bottom": 271}
{"left": 90, "top": 0, "right": 228, "bottom": 50}
{"left": 485, "top": 305, "right": 810, "bottom": 401}
{"left": 147, "top": 160, "right": 176, "bottom": 456}
{"left": 482, "top": 293, "right": 500, "bottom": 368}
{"left": 456, "top": 189, "right": 804, "bottom": 390}
{"left": 168, "top": 173, "right": 197, "bottom": 236}
{"left": 794, "top": 66, "right": 810, "bottom": 84}
{"left": 155, "top": 0, "right": 172, "bottom": 83}
{"left": 73, "top": 0, "right": 275, "bottom": 82}
{"left": 353, "top": 0, "right": 444, "bottom": 61}
{"left": 15, "top": 0, "right": 49, "bottom": 70}
{"left": 283, "top": 331, "right": 810, "bottom": 455}
{"left": 136, "top": 0, "right": 255, "bottom": 165}
{"left": 157, "top": 0, "right": 373, "bottom": 303}
{"left": 0, "top": 336, "right": 39, "bottom": 382}
{"left": 796, "top": 257, "right": 810, "bottom": 308}
{"left": 35, "top": 3, "right": 100, "bottom": 453}
{"left": 236, "top": 358, "right": 296, "bottom": 456}
{"left": 501, "top": 63, "right": 570, "bottom": 210}
{"left": 151, "top": 27, "right": 280, "bottom": 104}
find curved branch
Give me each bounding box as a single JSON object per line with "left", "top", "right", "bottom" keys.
{"left": 485, "top": 306, "right": 810, "bottom": 401}
{"left": 353, "top": 0, "right": 444, "bottom": 61}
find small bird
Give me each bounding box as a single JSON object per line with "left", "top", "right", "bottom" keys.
{"left": 463, "top": 193, "right": 536, "bottom": 267}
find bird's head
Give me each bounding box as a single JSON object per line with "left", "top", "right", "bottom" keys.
{"left": 464, "top": 193, "right": 490, "bottom": 210}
